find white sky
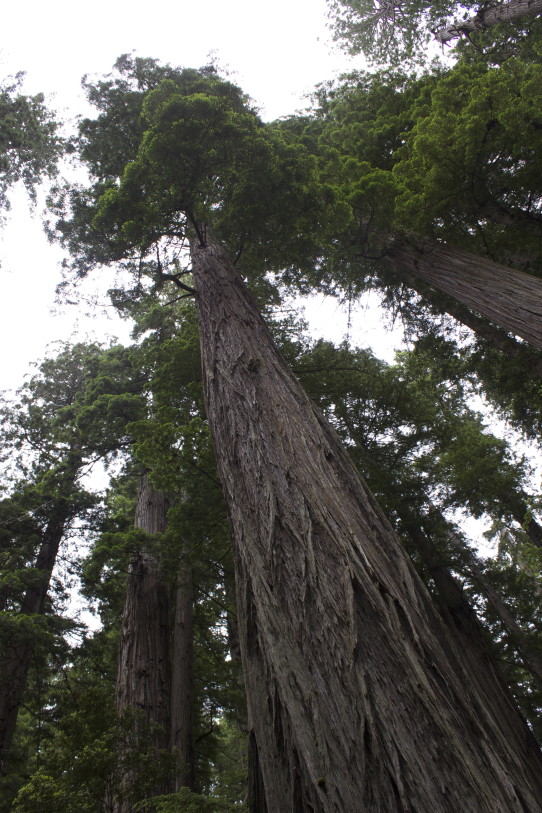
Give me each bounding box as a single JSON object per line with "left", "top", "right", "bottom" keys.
{"left": 0, "top": 0, "right": 407, "bottom": 395}
{"left": 2, "top": 0, "right": 350, "bottom": 121}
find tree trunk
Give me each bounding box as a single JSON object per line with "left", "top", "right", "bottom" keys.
{"left": 409, "top": 522, "right": 542, "bottom": 691}
{"left": 398, "top": 269, "right": 542, "bottom": 379}
{"left": 191, "top": 237, "right": 542, "bottom": 813}
{"left": 387, "top": 237, "right": 542, "bottom": 352}
{"left": 444, "top": 528, "right": 542, "bottom": 689}
{"left": 224, "top": 566, "right": 263, "bottom": 812}
{"left": 114, "top": 474, "right": 171, "bottom": 812}
{"left": 170, "top": 547, "right": 195, "bottom": 792}
{"left": 0, "top": 452, "right": 82, "bottom": 774}
{"left": 435, "top": 0, "right": 542, "bottom": 44}
{"left": 508, "top": 498, "right": 542, "bottom": 548}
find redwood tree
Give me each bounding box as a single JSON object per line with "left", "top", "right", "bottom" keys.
{"left": 52, "top": 58, "right": 542, "bottom": 811}
{"left": 191, "top": 237, "right": 542, "bottom": 812}
{"left": 385, "top": 237, "right": 542, "bottom": 352}
{"left": 0, "top": 343, "right": 136, "bottom": 774}
{"left": 305, "top": 59, "right": 542, "bottom": 355}
{"left": 114, "top": 473, "right": 171, "bottom": 811}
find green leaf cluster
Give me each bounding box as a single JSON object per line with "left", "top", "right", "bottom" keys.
{"left": 0, "top": 72, "right": 62, "bottom": 212}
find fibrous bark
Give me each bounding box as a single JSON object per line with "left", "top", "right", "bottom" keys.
{"left": 435, "top": 0, "right": 542, "bottom": 44}
{"left": 398, "top": 268, "right": 542, "bottom": 380}
{"left": 191, "top": 237, "right": 542, "bottom": 813}
{"left": 170, "top": 548, "right": 195, "bottom": 791}
{"left": 387, "top": 237, "right": 542, "bottom": 352}
{"left": 114, "top": 474, "right": 171, "bottom": 812}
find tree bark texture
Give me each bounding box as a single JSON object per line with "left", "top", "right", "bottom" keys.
{"left": 191, "top": 238, "right": 542, "bottom": 813}
{"left": 387, "top": 238, "right": 542, "bottom": 352}
{"left": 435, "top": 0, "right": 542, "bottom": 43}
{"left": 399, "top": 269, "right": 542, "bottom": 379}
{"left": 224, "top": 568, "right": 265, "bottom": 813}
{"left": 247, "top": 731, "right": 270, "bottom": 813}
{"left": 114, "top": 474, "right": 171, "bottom": 811}
{"left": 170, "top": 549, "right": 195, "bottom": 791}
{"left": 0, "top": 452, "right": 82, "bottom": 774}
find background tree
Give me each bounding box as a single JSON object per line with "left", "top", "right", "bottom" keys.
{"left": 0, "top": 73, "right": 62, "bottom": 215}
{"left": 0, "top": 341, "right": 146, "bottom": 800}
{"left": 274, "top": 61, "right": 542, "bottom": 446}
{"left": 304, "top": 61, "right": 542, "bottom": 349}
{"left": 326, "top": 0, "right": 542, "bottom": 65}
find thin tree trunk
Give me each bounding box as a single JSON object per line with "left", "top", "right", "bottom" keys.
{"left": 508, "top": 499, "right": 542, "bottom": 548}
{"left": 410, "top": 523, "right": 542, "bottom": 692}
{"left": 444, "top": 528, "right": 542, "bottom": 688}
{"left": 170, "top": 547, "right": 195, "bottom": 792}
{"left": 434, "top": 0, "right": 542, "bottom": 44}
{"left": 387, "top": 237, "right": 542, "bottom": 351}
{"left": 0, "top": 452, "right": 82, "bottom": 774}
{"left": 114, "top": 474, "right": 171, "bottom": 812}
{"left": 191, "top": 237, "right": 542, "bottom": 813}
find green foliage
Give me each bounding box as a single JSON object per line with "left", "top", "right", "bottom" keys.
{"left": 51, "top": 55, "right": 343, "bottom": 291}
{"left": 11, "top": 700, "right": 174, "bottom": 812}
{"left": 312, "top": 59, "right": 542, "bottom": 276}
{"left": 10, "top": 40, "right": 542, "bottom": 806}
{"left": 0, "top": 72, "right": 62, "bottom": 212}
{"left": 474, "top": 538, "right": 542, "bottom": 739}
{"left": 69, "top": 303, "right": 245, "bottom": 803}
{"left": 327, "top": 0, "right": 455, "bottom": 65}
{"left": 294, "top": 337, "right": 542, "bottom": 731}
{"left": 295, "top": 337, "right": 538, "bottom": 549}
{"left": 465, "top": 341, "right": 542, "bottom": 441}
{"left": 326, "top": 0, "right": 542, "bottom": 66}
{"left": 393, "top": 61, "right": 542, "bottom": 269}
{"left": 133, "top": 786, "right": 244, "bottom": 812}
{"left": 289, "top": 56, "right": 542, "bottom": 443}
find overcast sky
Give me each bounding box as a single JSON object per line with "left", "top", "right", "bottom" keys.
{"left": 0, "top": 0, "right": 406, "bottom": 395}
{"left": 2, "top": 0, "right": 353, "bottom": 120}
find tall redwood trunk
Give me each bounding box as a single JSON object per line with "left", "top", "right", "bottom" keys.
{"left": 387, "top": 237, "right": 542, "bottom": 351}
{"left": 434, "top": 0, "right": 542, "bottom": 44}
{"left": 114, "top": 474, "right": 171, "bottom": 812}
{"left": 191, "top": 238, "right": 542, "bottom": 813}
{"left": 0, "top": 452, "right": 82, "bottom": 773}
{"left": 398, "top": 269, "right": 542, "bottom": 380}
{"left": 170, "top": 548, "right": 195, "bottom": 791}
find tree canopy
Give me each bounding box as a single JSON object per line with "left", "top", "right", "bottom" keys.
{"left": 3, "top": 7, "right": 542, "bottom": 807}
{"left": 0, "top": 73, "right": 62, "bottom": 214}
{"left": 327, "top": 0, "right": 542, "bottom": 65}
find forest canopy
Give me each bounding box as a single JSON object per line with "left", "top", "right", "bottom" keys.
{"left": 2, "top": 6, "right": 542, "bottom": 811}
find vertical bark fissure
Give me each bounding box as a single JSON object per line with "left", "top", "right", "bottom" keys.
{"left": 247, "top": 730, "right": 269, "bottom": 813}
{"left": 191, "top": 238, "right": 542, "bottom": 813}
{"left": 387, "top": 238, "right": 542, "bottom": 352}
{"left": 225, "top": 566, "right": 264, "bottom": 813}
